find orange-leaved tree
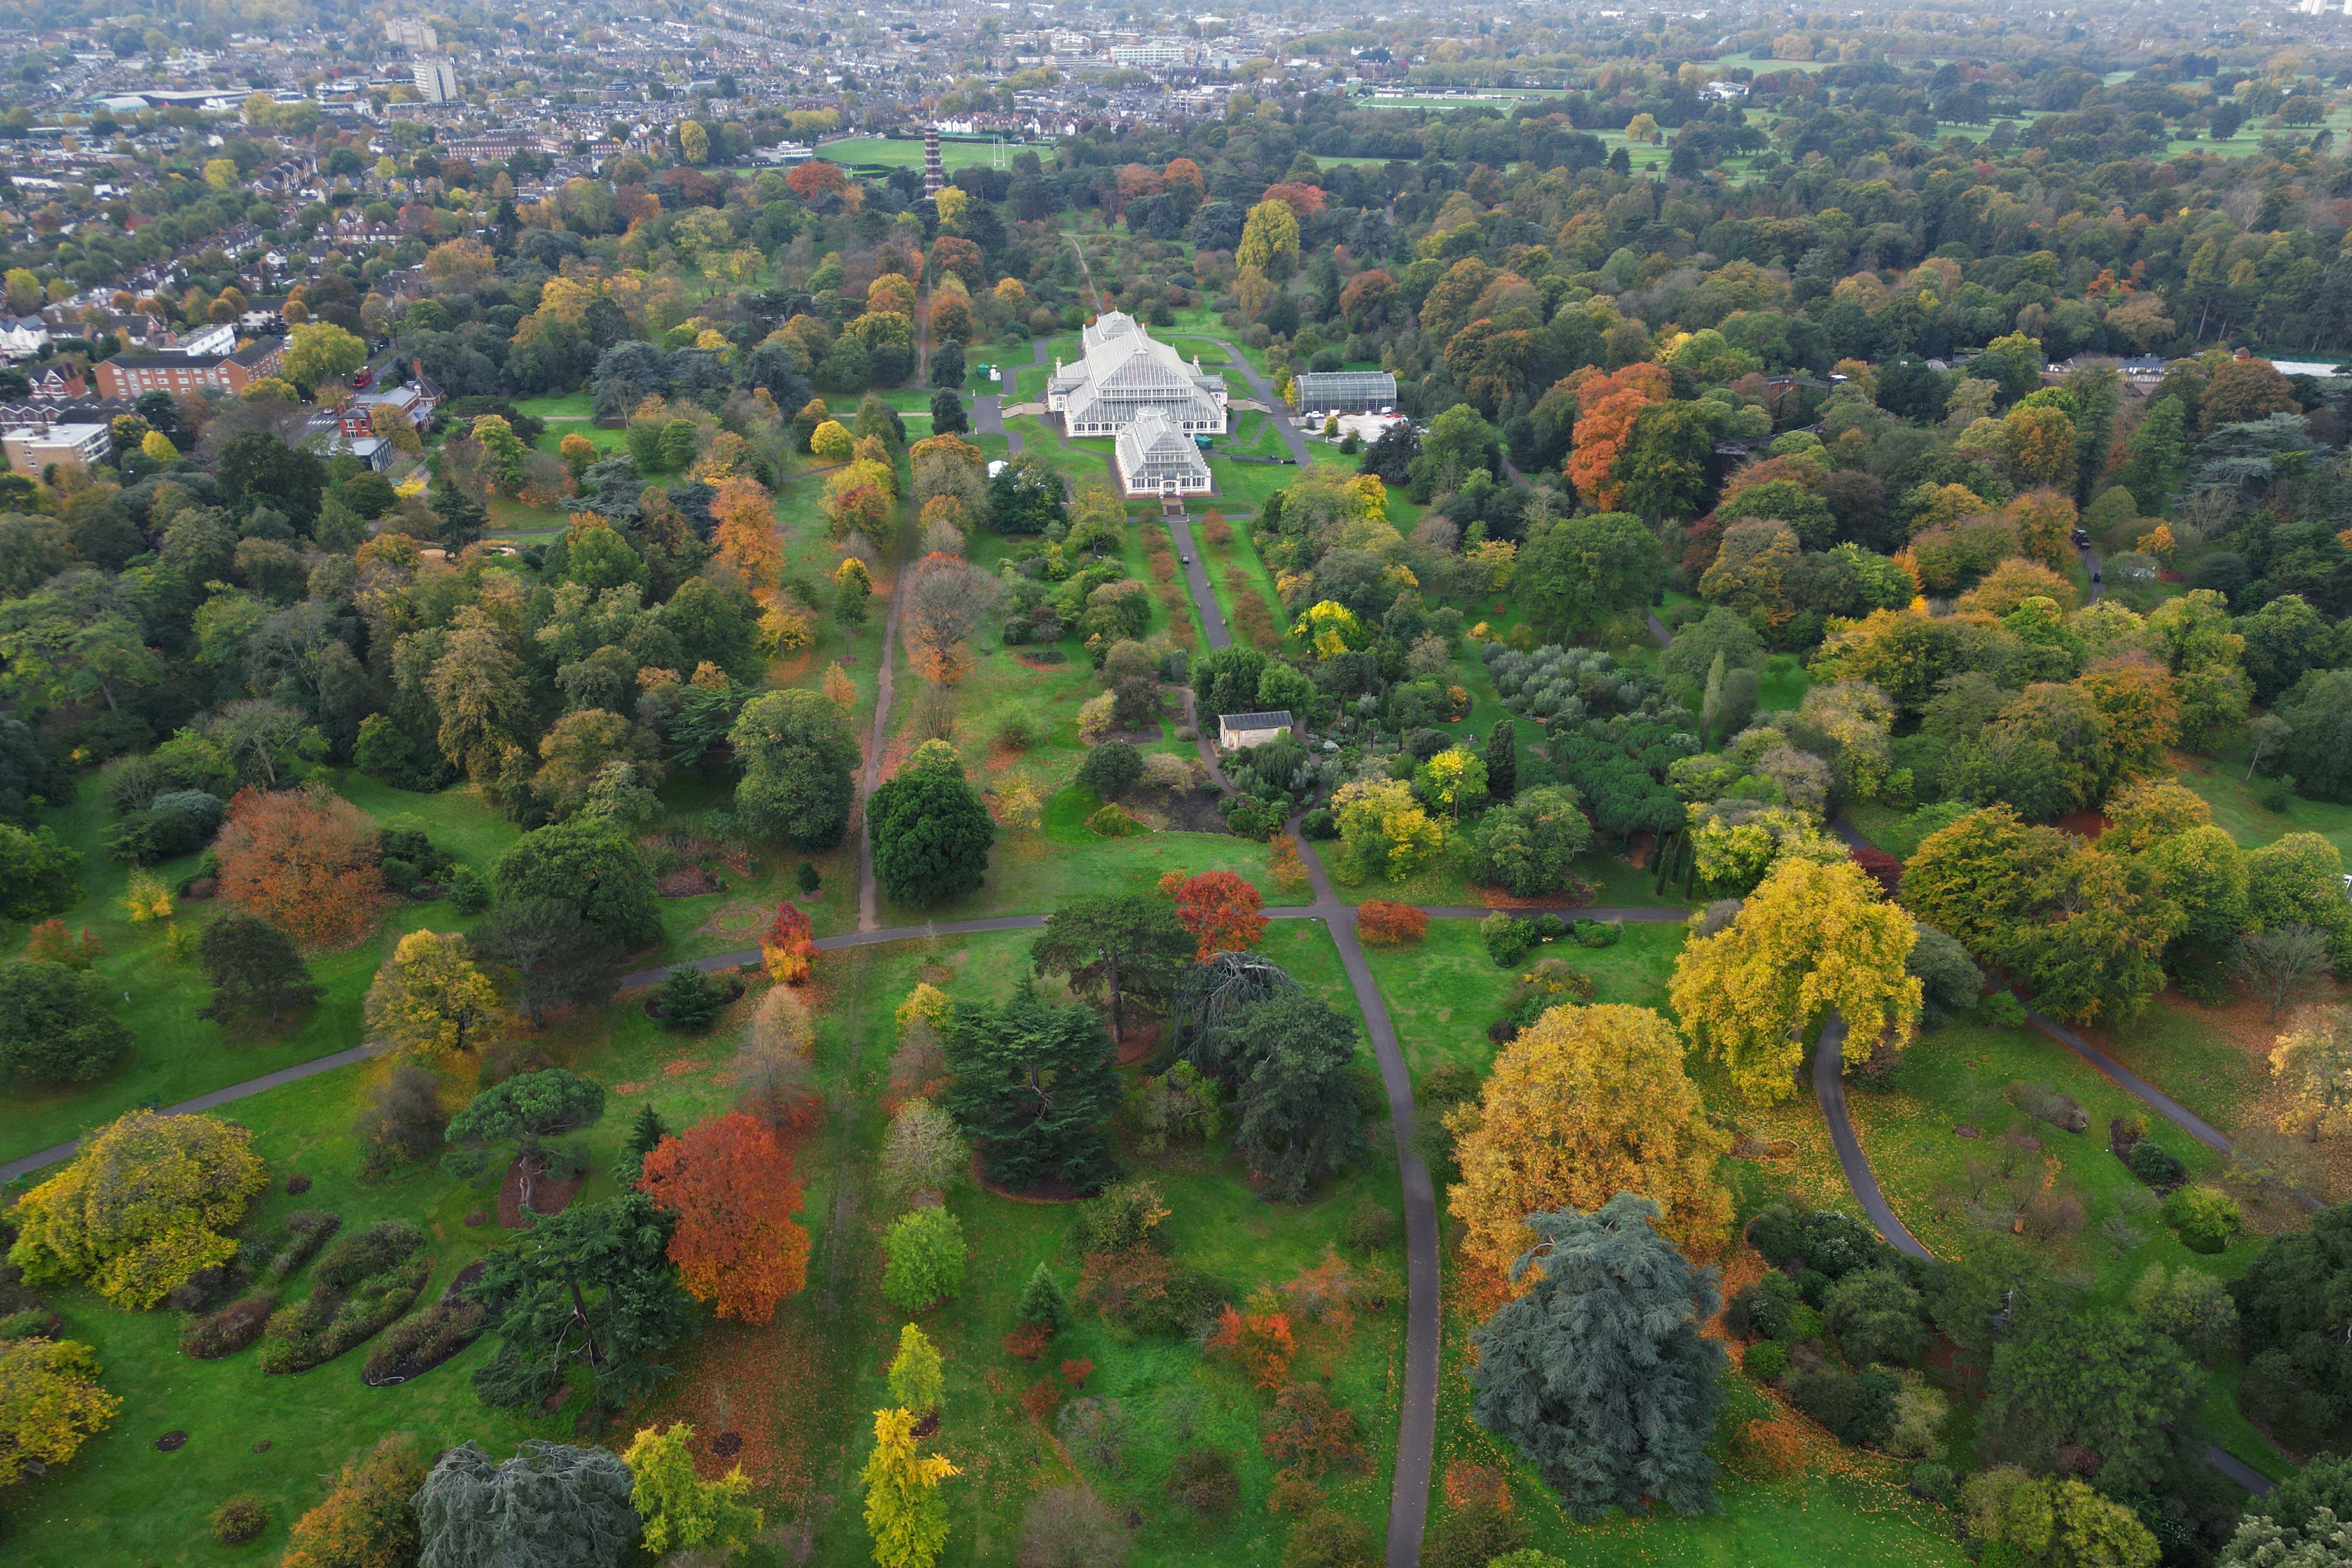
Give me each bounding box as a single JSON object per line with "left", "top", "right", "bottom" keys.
{"left": 1173, "top": 872, "right": 1268, "bottom": 961}
{"left": 710, "top": 475, "right": 782, "bottom": 598}
{"left": 215, "top": 785, "right": 387, "bottom": 949}
{"left": 1354, "top": 901, "right": 1427, "bottom": 946}
{"left": 761, "top": 901, "right": 816, "bottom": 985}
{"left": 1206, "top": 1290, "right": 1297, "bottom": 1390}
{"left": 638, "top": 1112, "right": 810, "bottom": 1324}
{"left": 1564, "top": 362, "right": 1670, "bottom": 510}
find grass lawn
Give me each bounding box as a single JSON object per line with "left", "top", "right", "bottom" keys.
{"left": 816, "top": 136, "right": 1044, "bottom": 172}
{"left": 2169, "top": 748, "right": 2352, "bottom": 862}
{"left": 1363, "top": 918, "right": 1684, "bottom": 1079}
{"left": 0, "top": 774, "right": 520, "bottom": 1167}
{"left": 1847, "top": 1016, "right": 2293, "bottom": 1480}
{"left": 783, "top": 926, "right": 1402, "bottom": 1567}
{"left": 513, "top": 391, "right": 594, "bottom": 419}
{"left": 4, "top": 905, "right": 1406, "bottom": 1567}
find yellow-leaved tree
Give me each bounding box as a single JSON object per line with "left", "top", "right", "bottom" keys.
{"left": 363, "top": 930, "right": 503, "bottom": 1061}
{"left": 6, "top": 1110, "right": 267, "bottom": 1308}
{"left": 1670, "top": 856, "right": 1922, "bottom": 1105}
{"left": 862, "top": 1406, "right": 958, "bottom": 1568}
{"left": 0, "top": 1336, "right": 120, "bottom": 1485}
{"left": 1448, "top": 1003, "right": 1730, "bottom": 1272}
{"left": 2272, "top": 1005, "right": 2352, "bottom": 1142}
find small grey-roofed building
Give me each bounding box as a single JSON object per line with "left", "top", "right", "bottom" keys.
{"left": 1217, "top": 710, "right": 1294, "bottom": 750}
{"left": 1293, "top": 369, "right": 1397, "bottom": 413}
{"left": 1113, "top": 408, "right": 1213, "bottom": 496}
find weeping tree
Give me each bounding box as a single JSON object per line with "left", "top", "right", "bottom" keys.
{"left": 414, "top": 1440, "right": 641, "bottom": 1568}
{"left": 1174, "top": 951, "right": 1301, "bottom": 1071}
{"left": 1470, "top": 1194, "right": 1727, "bottom": 1520}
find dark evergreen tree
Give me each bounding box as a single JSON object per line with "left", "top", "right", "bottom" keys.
{"left": 1016, "top": 1262, "right": 1070, "bottom": 1331}
{"left": 869, "top": 764, "right": 996, "bottom": 908}
{"left": 493, "top": 818, "right": 663, "bottom": 953}
{"left": 929, "top": 387, "right": 968, "bottom": 434}
{"left": 467, "top": 1192, "right": 693, "bottom": 1412}
{"left": 1484, "top": 719, "right": 1518, "bottom": 802}
{"left": 1469, "top": 1195, "right": 1727, "bottom": 1519}
{"left": 196, "top": 911, "right": 320, "bottom": 1026}
{"left": 943, "top": 989, "right": 1122, "bottom": 1194}
{"left": 654, "top": 964, "right": 726, "bottom": 1032}
{"left": 1213, "top": 991, "right": 1363, "bottom": 1202}
{"left": 469, "top": 897, "right": 624, "bottom": 1024}
{"left": 1976, "top": 1314, "right": 2200, "bottom": 1494}
{"left": 0, "top": 958, "right": 132, "bottom": 1082}
{"left": 1030, "top": 892, "right": 1193, "bottom": 1041}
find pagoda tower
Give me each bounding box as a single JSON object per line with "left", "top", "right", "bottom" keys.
{"left": 923, "top": 124, "right": 944, "bottom": 198}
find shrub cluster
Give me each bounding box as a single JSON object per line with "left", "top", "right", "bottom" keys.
{"left": 362, "top": 1298, "right": 488, "bottom": 1385}
{"left": 261, "top": 1219, "right": 429, "bottom": 1374}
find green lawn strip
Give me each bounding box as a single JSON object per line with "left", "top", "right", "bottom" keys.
{"left": 1362, "top": 918, "right": 1685, "bottom": 1080}
{"left": 1755, "top": 654, "right": 1810, "bottom": 714}
{"left": 2171, "top": 749, "right": 2352, "bottom": 860}
{"left": 1012, "top": 335, "right": 1080, "bottom": 402}
{"left": 512, "top": 391, "right": 594, "bottom": 419}
{"left": 2075, "top": 997, "right": 2268, "bottom": 1138}
{"left": 874, "top": 832, "right": 1282, "bottom": 929}
{"left": 1197, "top": 514, "right": 1286, "bottom": 648}
{"left": 814, "top": 136, "right": 1034, "bottom": 172}
{"left": 533, "top": 422, "right": 625, "bottom": 457}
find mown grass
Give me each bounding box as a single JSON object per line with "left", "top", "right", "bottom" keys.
{"left": 0, "top": 775, "right": 517, "bottom": 1165}
{"left": 1362, "top": 917, "right": 1685, "bottom": 1079}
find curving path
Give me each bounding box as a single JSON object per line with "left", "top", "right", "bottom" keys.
{"left": 1814, "top": 819, "right": 2278, "bottom": 1492}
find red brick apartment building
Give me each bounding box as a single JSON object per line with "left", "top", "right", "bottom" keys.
{"left": 93, "top": 338, "right": 287, "bottom": 400}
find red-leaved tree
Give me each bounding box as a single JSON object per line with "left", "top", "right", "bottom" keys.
{"left": 761, "top": 902, "right": 816, "bottom": 985}
{"left": 1173, "top": 872, "right": 1268, "bottom": 961}
{"left": 1848, "top": 845, "right": 1902, "bottom": 898}
{"left": 215, "top": 786, "right": 387, "bottom": 950}
{"left": 637, "top": 1112, "right": 811, "bottom": 1324}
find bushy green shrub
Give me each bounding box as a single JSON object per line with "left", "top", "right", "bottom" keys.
{"left": 212, "top": 1496, "right": 267, "bottom": 1545}
{"left": 881, "top": 1208, "right": 967, "bottom": 1310}
{"left": 0, "top": 1307, "right": 61, "bottom": 1340}
{"left": 1743, "top": 1340, "right": 1788, "bottom": 1382}
{"left": 1726, "top": 1275, "right": 1797, "bottom": 1339}
{"left": 179, "top": 1294, "right": 276, "bottom": 1359}
{"left": 261, "top": 1219, "right": 429, "bottom": 1374}
{"left": 1790, "top": 1366, "right": 1900, "bottom": 1447}
{"left": 1571, "top": 918, "right": 1621, "bottom": 948}
{"left": 447, "top": 863, "right": 492, "bottom": 914}
{"left": 2127, "top": 1138, "right": 2187, "bottom": 1189}
{"left": 1480, "top": 912, "right": 1534, "bottom": 967}
{"left": 362, "top": 1299, "right": 488, "bottom": 1386}
{"left": 2163, "top": 1186, "right": 2242, "bottom": 1254}
{"left": 1086, "top": 802, "right": 1145, "bottom": 838}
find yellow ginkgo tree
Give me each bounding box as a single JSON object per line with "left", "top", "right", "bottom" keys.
{"left": 862, "top": 1406, "right": 959, "bottom": 1568}
{"left": 1669, "top": 856, "right": 1922, "bottom": 1105}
